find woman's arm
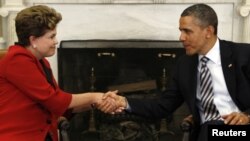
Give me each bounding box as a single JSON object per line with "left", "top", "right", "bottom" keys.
{"left": 69, "top": 91, "right": 117, "bottom": 113}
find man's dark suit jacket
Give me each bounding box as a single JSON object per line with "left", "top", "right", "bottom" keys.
{"left": 127, "top": 39, "right": 250, "bottom": 139}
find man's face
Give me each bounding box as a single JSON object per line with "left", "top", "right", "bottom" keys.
{"left": 179, "top": 16, "right": 210, "bottom": 56}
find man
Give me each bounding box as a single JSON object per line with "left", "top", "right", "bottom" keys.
{"left": 99, "top": 3, "right": 250, "bottom": 141}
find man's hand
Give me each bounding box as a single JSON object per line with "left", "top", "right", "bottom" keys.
{"left": 222, "top": 112, "right": 250, "bottom": 125}
{"left": 96, "top": 90, "right": 127, "bottom": 114}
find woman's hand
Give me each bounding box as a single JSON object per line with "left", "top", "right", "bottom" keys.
{"left": 96, "top": 90, "right": 126, "bottom": 114}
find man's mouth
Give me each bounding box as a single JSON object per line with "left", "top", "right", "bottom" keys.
{"left": 183, "top": 44, "right": 190, "bottom": 49}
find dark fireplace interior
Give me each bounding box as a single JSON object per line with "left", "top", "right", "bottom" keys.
{"left": 58, "top": 40, "right": 189, "bottom": 141}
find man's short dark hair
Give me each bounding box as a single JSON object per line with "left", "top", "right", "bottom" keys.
{"left": 181, "top": 3, "right": 218, "bottom": 35}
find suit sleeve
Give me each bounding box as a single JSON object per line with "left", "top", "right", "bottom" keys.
{"left": 127, "top": 62, "right": 184, "bottom": 119}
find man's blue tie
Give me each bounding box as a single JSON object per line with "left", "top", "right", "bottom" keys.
{"left": 200, "top": 57, "right": 220, "bottom": 121}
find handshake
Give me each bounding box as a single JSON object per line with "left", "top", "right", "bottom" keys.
{"left": 94, "top": 91, "right": 128, "bottom": 114}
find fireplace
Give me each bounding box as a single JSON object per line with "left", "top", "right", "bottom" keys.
{"left": 57, "top": 39, "right": 189, "bottom": 141}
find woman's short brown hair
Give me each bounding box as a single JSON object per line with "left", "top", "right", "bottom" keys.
{"left": 15, "top": 5, "right": 62, "bottom": 46}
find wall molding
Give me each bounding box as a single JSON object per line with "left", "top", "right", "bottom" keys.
{"left": 239, "top": 0, "right": 250, "bottom": 42}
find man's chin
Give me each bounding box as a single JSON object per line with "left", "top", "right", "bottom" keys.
{"left": 186, "top": 50, "right": 194, "bottom": 56}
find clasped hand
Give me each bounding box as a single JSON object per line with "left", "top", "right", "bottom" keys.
{"left": 96, "top": 91, "right": 127, "bottom": 114}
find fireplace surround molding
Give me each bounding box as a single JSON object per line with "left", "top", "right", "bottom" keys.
{"left": 1, "top": 0, "right": 250, "bottom": 80}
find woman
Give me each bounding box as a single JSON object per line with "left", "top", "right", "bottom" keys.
{"left": 0, "top": 5, "right": 115, "bottom": 141}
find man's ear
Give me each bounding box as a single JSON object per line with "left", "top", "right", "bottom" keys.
{"left": 205, "top": 25, "right": 215, "bottom": 38}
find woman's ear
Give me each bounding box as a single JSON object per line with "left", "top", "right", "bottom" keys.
{"left": 29, "top": 36, "right": 37, "bottom": 48}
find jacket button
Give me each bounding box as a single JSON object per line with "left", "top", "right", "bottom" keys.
{"left": 46, "top": 119, "right": 52, "bottom": 124}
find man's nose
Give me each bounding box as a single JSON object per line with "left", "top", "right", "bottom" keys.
{"left": 179, "top": 33, "right": 186, "bottom": 41}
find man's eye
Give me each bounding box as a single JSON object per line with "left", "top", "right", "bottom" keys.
{"left": 185, "top": 30, "right": 192, "bottom": 34}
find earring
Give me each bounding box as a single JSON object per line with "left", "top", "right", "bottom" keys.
{"left": 32, "top": 44, "right": 37, "bottom": 48}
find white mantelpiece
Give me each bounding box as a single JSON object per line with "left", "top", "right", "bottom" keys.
{"left": 1, "top": 0, "right": 250, "bottom": 81}
{"left": 1, "top": 0, "right": 248, "bottom": 47}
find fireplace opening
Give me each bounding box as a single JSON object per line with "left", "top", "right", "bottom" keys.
{"left": 58, "top": 39, "right": 189, "bottom": 141}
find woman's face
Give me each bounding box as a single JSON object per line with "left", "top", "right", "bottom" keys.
{"left": 31, "top": 28, "right": 58, "bottom": 59}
